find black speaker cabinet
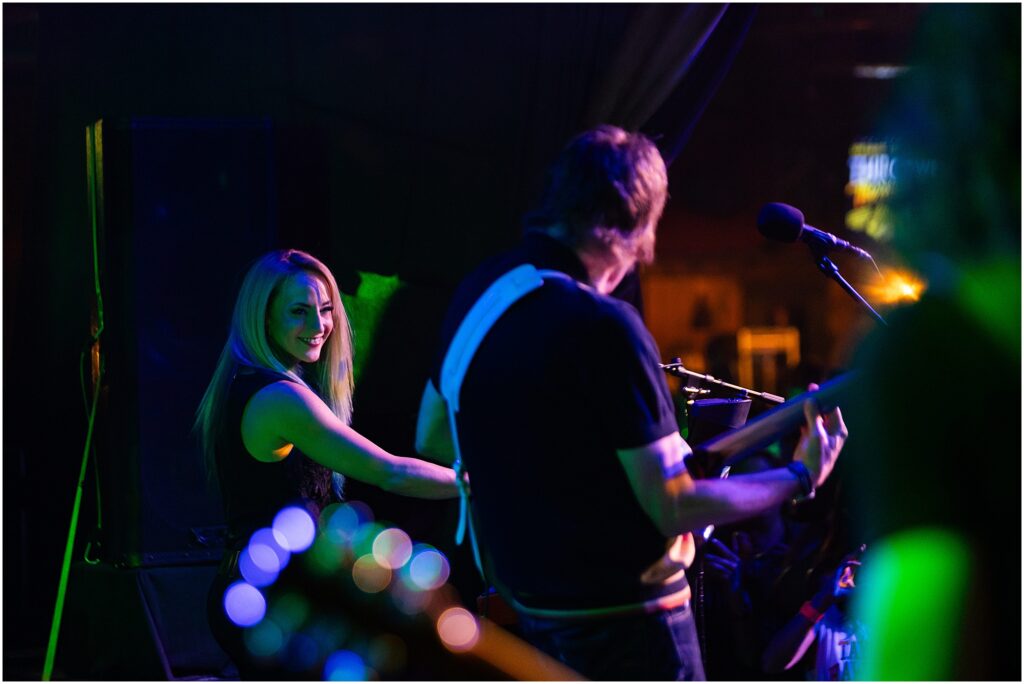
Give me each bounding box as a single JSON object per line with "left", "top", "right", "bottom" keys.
{"left": 87, "top": 118, "right": 278, "bottom": 567}
{"left": 58, "top": 562, "right": 235, "bottom": 680}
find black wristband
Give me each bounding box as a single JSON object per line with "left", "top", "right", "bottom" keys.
{"left": 786, "top": 461, "right": 815, "bottom": 500}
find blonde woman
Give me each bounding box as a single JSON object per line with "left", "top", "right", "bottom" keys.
{"left": 197, "top": 249, "right": 456, "bottom": 677}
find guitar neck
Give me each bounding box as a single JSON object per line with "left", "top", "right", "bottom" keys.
{"left": 693, "top": 372, "right": 854, "bottom": 466}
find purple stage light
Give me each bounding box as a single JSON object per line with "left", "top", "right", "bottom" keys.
{"left": 224, "top": 581, "right": 266, "bottom": 627}
{"left": 239, "top": 546, "right": 280, "bottom": 587}
{"left": 249, "top": 527, "right": 291, "bottom": 572}
{"left": 273, "top": 506, "right": 316, "bottom": 552}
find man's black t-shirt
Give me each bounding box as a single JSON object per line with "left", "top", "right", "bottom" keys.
{"left": 430, "top": 233, "right": 684, "bottom": 610}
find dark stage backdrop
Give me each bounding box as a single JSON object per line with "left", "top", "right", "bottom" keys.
{"left": 89, "top": 118, "right": 278, "bottom": 564}
{"left": 3, "top": 4, "right": 753, "bottom": 672}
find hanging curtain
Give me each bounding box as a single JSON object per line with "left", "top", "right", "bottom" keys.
{"left": 583, "top": 3, "right": 758, "bottom": 166}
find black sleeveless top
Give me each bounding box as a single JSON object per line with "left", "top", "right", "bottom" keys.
{"left": 216, "top": 367, "right": 335, "bottom": 550}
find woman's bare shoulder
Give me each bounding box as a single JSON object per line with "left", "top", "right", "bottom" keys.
{"left": 240, "top": 380, "right": 322, "bottom": 461}
{"left": 239, "top": 382, "right": 339, "bottom": 462}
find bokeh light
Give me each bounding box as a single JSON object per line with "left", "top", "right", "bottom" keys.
{"left": 224, "top": 581, "right": 266, "bottom": 627}
{"left": 407, "top": 546, "right": 450, "bottom": 591}
{"left": 367, "top": 634, "right": 407, "bottom": 674}
{"left": 352, "top": 554, "right": 392, "bottom": 593}
{"left": 865, "top": 269, "right": 926, "bottom": 305}
{"left": 225, "top": 504, "right": 452, "bottom": 677}
{"left": 306, "top": 534, "right": 345, "bottom": 575}
{"left": 248, "top": 527, "right": 291, "bottom": 575}
{"left": 269, "top": 592, "right": 310, "bottom": 632}
{"left": 391, "top": 583, "right": 431, "bottom": 615}
{"left": 284, "top": 632, "right": 320, "bottom": 673}
{"left": 322, "top": 502, "right": 373, "bottom": 546}
{"left": 436, "top": 607, "right": 479, "bottom": 652}
{"left": 853, "top": 529, "right": 969, "bottom": 679}
{"left": 350, "top": 521, "right": 385, "bottom": 558}
{"left": 273, "top": 506, "right": 316, "bottom": 552}
{"left": 239, "top": 545, "right": 280, "bottom": 587}
{"left": 318, "top": 502, "right": 345, "bottom": 536}
{"left": 304, "top": 617, "right": 350, "bottom": 657}
{"left": 372, "top": 528, "right": 413, "bottom": 570}
{"left": 324, "top": 649, "right": 367, "bottom": 681}
{"left": 244, "top": 619, "right": 285, "bottom": 658}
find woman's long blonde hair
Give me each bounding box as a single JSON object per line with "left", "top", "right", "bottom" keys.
{"left": 194, "top": 249, "right": 354, "bottom": 477}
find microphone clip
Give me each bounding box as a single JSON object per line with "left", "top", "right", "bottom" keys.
{"left": 813, "top": 253, "right": 888, "bottom": 327}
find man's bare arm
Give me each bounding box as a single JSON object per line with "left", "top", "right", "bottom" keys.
{"left": 617, "top": 399, "right": 847, "bottom": 536}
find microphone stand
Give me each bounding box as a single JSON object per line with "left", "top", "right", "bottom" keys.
{"left": 813, "top": 250, "right": 888, "bottom": 327}
{"left": 660, "top": 361, "right": 785, "bottom": 404}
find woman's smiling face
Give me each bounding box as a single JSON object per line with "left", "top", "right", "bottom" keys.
{"left": 267, "top": 271, "right": 334, "bottom": 370}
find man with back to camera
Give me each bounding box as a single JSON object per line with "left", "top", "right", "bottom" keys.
{"left": 415, "top": 125, "right": 847, "bottom": 680}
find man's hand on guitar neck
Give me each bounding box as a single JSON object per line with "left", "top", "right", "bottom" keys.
{"left": 793, "top": 383, "right": 848, "bottom": 488}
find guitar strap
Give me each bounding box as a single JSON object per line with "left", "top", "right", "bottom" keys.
{"left": 439, "top": 263, "right": 576, "bottom": 577}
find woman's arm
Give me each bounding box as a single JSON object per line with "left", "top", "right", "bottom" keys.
{"left": 241, "top": 380, "right": 458, "bottom": 499}
{"left": 761, "top": 590, "right": 830, "bottom": 673}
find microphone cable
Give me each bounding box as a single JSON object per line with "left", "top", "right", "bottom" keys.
{"left": 43, "top": 120, "right": 107, "bottom": 681}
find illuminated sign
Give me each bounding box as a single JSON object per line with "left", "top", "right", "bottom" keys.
{"left": 845, "top": 141, "right": 895, "bottom": 241}
{"left": 846, "top": 140, "right": 938, "bottom": 243}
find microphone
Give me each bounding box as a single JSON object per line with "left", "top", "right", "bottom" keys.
{"left": 757, "top": 202, "right": 873, "bottom": 260}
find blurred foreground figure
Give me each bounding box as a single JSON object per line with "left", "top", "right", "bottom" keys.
{"left": 846, "top": 5, "right": 1020, "bottom": 680}
{"left": 417, "top": 126, "right": 847, "bottom": 680}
